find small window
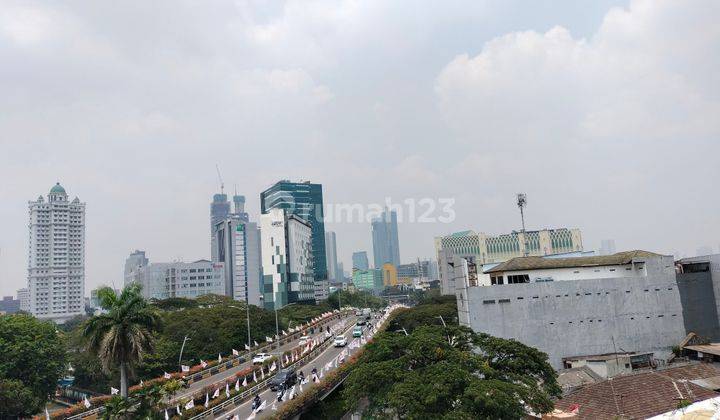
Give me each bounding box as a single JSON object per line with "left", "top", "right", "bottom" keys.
{"left": 482, "top": 300, "right": 496, "bottom": 304}
{"left": 532, "top": 296, "right": 539, "bottom": 299}
{"left": 609, "top": 268, "right": 616, "bottom": 272}
{"left": 517, "top": 296, "right": 524, "bottom": 300}
{"left": 498, "top": 298, "right": 510, "bottom": 303}
{"left": 626, "top": 290, "right": 631, "bottom": 293}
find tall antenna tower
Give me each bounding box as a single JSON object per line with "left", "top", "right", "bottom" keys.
{"left": 516, "top": 193, "right": 529, "bottom": 256}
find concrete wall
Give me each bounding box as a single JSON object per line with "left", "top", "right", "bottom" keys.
{"left": 462, "top": 266, "right": 686, "bottom": 369}
{"left": 677, "top": 272, "right": 720, "bottom": 341}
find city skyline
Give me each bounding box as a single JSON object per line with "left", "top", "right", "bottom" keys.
{"left": 2, "top": 0, "right": 720, "bottom": 295}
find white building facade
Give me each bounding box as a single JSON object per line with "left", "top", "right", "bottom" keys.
{"left": 261, "top": 208, "right": 315, "bottom": 310}
{"left": 27, "top": 183, "right": 85, "bottom": 323}
{"left": 125, "top": 259, "right": 224, "bottom": 300}
{"left": 435, "top": 227, "right": 583, "bottom": 295}
{"left": 17, "top": 288, "right": 29, "bottom": 312}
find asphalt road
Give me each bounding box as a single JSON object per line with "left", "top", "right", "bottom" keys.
{"left": 171, "top": 314, "right": 352, "bottom": 403}
{"left": 218, "top": 316, "right": 378, "bottom": 419}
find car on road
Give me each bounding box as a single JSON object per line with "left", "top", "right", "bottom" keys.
{"left": 268, "top": 368, "right": 297, "bottom": 391}
{"left": 252, "top": 353, "right": 273, "bottom": 365}
{"left": 298, "top": 335, "right": 310, "bottom": 346}
{"left": 333, "top": 335, "right": 347, "bottom": 347}
{"left": 356, "top": 319, "right": 366, "bottom": 326}
{"left": 353, "top": 326, "right": 363, "bottom": 337}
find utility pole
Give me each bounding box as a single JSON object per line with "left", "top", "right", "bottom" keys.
{"left": 178, "top": 335, "right": 190, "bottom": 368}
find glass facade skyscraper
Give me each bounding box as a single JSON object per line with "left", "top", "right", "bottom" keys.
{"left": 371, "top": 209, "right": 400, "bottom": 268}
{"left": 260, "top": 181, "right": 327, "bottom": 282}
{"left": 352, "top": 251, "right": 369, "bottom": 271}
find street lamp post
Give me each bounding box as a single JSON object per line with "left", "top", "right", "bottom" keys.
{"left": 274, "top": 302, "right": 296, "bottom": 350}
{"left": 178, "top": 335, "right": 190, "bottom": 368}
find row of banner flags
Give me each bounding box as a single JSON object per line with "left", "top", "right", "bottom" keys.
{"left": 54, "top": 306, "right": 403, "bottom": 419}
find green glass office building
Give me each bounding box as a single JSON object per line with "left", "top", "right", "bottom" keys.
{"left": 260, "top": 180, "right": 327, "bottom": 282}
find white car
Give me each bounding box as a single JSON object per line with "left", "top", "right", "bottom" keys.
{"left": 333, "top": 335, "right": 347, "bottom": 347}
{"left": 298, "top": 335, "right": 310, "bottom": 346}
{"left": 252, "top": 353, "right": 272, "bottom": 364}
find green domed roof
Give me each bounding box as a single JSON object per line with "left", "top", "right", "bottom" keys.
{"left": 50, "top": 182, "right": 66, "bottom": 194}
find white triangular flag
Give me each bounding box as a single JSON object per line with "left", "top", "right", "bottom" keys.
{"left": 245, "top": 343, "right": 250, "bottom": 351}
{"left": 235, "top": 378, "right": 240, "bottom": 391}
{"left": 164, "top": 409, "right": 169, "bottom": 420}
{"left": 204, "top": 392, "right": 209, "bottom": 408}
{"left": 225, "top": 382, "right": 230, "bottom": 398}
{"left": 253, "top": 370, "right": 257, "bottom": 382}
{"left": 218, "top": 353, "right": 222, "bottom": 363}
{"left": 200, "top": 359, "right": 207, "bottom": 368}
{"left": 241, "top": 377, "right": 247, "bottom": 387}
{"left": 185, "top": 399, "right": 194, "bottom": 409}
{"left": 163, "top": 372, "right": 171, "bottom": 379}
{"left": 140, "top": 380, "right": 144, "bottom": 387}
{"left": 83, "top": 397, "right": 91, "bottom": 408}
{"left": 181, "top": 365, "right": 190, "bottom": 372}
{"left": 282, "top": 330, "right": 287, "bottom": 336}
{"left": 45, "top": 407, "right": 50, "bottom": 420}
{"left": 254, "top": 340, "right": 258, "bottom": 347}
{"left": 270, "top": 361, "right": 276, "bottom": 372}
{"left": 110, "top": 387, "right": 119, "bottom": 395}
{"left": 176, "top": 405, "right": 181, "bottom": 415}
{"left": 284, "top": 354, "right": 289, "bottom": 365}
{"left": 266, "top": 336, "right": 273, "bottom": 343}
{"left": 211, "top": 388, "right": 219, "bottom": 399}
{"left": 261, "top": 367, "right": 265, "bottom": 379}
{"left": 232, "top": 348, "right": 239, "bottom": 356}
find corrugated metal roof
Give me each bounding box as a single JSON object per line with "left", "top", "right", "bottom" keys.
{"left": 485, "top": 250, "right": 663, "bottom": 273}
{"left": 684, "top": 344, "right": 720, "bottom": 357}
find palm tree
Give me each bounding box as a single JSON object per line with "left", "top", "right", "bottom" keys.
{"left": 83, "top": 284, "right": 161, "bottom": 397}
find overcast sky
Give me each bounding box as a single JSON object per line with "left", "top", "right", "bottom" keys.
{"left": 1, "top": 0, "right": 718, "bottom": 296}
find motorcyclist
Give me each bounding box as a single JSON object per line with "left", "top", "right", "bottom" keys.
{"left": 298, "top": 371, "right": 305, "bottom": 382}
{"left": 277, "top": 384, "right": 285, "bottom": 402}
{"left": 252, "top": 394, "right": 261, "bottom": 410}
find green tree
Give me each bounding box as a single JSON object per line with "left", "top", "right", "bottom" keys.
{"left": 83, "top": 284, "right": 161, "bottom": 397}
{"left": 342, "top": 325, "right": 560, "bottom": 419}
{"left": 0, "top": 314, "right": 66, "bottom": 416}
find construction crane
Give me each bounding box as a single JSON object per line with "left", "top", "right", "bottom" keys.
{"left": 215, "top": 164, "right": 224, "bottom": 194}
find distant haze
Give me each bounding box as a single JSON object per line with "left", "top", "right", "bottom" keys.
{"left": 1, "top": 0, "right": 718, "bottom": 295}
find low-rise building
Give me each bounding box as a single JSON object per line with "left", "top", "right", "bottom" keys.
{"left": 561, "top": 352, "right": 654, "bottom": 378}
{"left": 0, "top": 296, "right": 20, "bottom": 314}
{"left": 353, "top": 269, "right": 384, "bottom": 293}
{"left": 436, "top": 227, "right": 583, "bottom": 295}
{"left": 125, "top": 260, "right": 225, "bottom": 300}
{"left": 455, "top": 251, "right": 689, "bottom": 368}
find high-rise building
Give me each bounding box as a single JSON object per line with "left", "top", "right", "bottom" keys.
{"left": 435, "top": 228, "right": 583, "bottom": 295}
{"left": 352, "top": 251, "right": 369, "bottom": 271}
{"left": 124, "top": 250, "right": 149, "bottom": 284}
{"left": 260, "top": 180, "right": 327, "bottom": 296}
{"left": 325, "top": 231, "right": 338, "bottom": 281}
{"left": 371, "top": 209, "right": 400, "bottom": 268}
{"left": 210, "top": 192, "right": 247, "bottom": 261}
{"left": 17, "top": 288, "right": 29, "bottom": 312}
{"left": 125, "top": 260, "right": 224, "bottom": 300}
{"left": 212, "top": 215, "right": 262, "bottom": 306}
{"left": 260, "top": 208, "right": 315, "bottom": 310}
{"left": 336, "top": 262, "right": 345, "bottom": 282}
{"left": 27, "top": 183, "right": 86, "bottom": 323}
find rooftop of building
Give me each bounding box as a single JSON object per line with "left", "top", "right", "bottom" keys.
{"left": 557, "top": 366, "right": 603, "bottom": 393}
{"left": 562, "top": 351, "right": 654, "bottom": 363}
{"left": 50, "top": 182, "right": 66, "bottom": 194}
{"left": 485, "top": 250, "right": 664, "bottom": 273}
{"left": 554, "top": 363, "right": 720, "bottom": 419}
{"left": 684, "top": 343, "right": 720, "bottom": 357}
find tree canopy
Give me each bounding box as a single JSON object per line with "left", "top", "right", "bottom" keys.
{"left": 0, "top": 314, "right": 67, "bottom": 417}
{"left": 342, "top": 309, "right": 560, "bottom": 419}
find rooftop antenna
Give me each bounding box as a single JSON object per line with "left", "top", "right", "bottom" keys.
{"left": 516, "top": 193, "right": 529, "bottom": 256}
{"left": 215, "top": 164, "right": 224, "bottom": 194}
